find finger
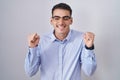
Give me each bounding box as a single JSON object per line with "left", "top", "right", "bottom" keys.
{"left": 86, "top": 32, "right": 94, "bottom": 40}
{"left": 31, "top": 33, "right": 39, "bottom": 43}
{"left": 84, "top": 33, "right": 93, "bottom": 42}
{"left": 84, "top": 33, "right": 90, "bottom": 40}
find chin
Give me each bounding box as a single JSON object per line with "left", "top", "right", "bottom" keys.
{"left": 58, "top": 30, "right": 68, "bottom": 34}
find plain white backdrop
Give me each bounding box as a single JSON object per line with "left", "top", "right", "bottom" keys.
{"left": 0, "top": 0, "right": 120, "bottom": 80}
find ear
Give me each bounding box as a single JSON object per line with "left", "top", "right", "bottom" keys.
{"left": 70, "top": 17, "right": 73, "bottom": 25}
{"left": 50, "top": 18, "right": 53, "bottom": 25}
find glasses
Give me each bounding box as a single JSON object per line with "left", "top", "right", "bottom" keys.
{"left": 52, "top": 16, "right": 71, "bottom": 21}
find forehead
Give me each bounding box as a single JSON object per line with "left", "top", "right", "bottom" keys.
{"left": 52, "top": 9, "right": 70, "bottom": 16}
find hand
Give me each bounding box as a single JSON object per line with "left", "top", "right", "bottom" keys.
{"left": 83, "top": 32, "right": 95, "bottom": 48}
{"left": 28, "top": 33, "right": 40, "bottom": 48}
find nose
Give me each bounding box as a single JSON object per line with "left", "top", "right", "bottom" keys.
{"left": 58, "top": 18, "right": 64, "bottom": 25}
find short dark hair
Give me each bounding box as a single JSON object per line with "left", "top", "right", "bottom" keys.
{"left": 52, "top": 3, "right": 72, "bottom": 16}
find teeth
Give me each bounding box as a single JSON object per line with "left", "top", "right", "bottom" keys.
{"left": 58, "top": 25, "right": 65, "bottom": 27}
{"left": 59, "top": 26, "right": 64, "bottom": 27}
{"left": 58, "top": 26, "right": 65, "bottom": 30}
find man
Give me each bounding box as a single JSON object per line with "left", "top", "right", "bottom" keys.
{"left": 25, "top": 3, "right": 97, "bottom": 80}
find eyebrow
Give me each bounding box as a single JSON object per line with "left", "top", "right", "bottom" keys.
{"left": 52, "top": 16, "right": 60, "bottom": 18}
{"left": 52, "top": 16, "right": 71, "bottom": 18}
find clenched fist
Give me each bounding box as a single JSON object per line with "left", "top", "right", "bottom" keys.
{"left": 28, "top": 33, "right": 40, "bottom": 48}
{"left": 83, "top": 32, "right": 95, "bottom": 48}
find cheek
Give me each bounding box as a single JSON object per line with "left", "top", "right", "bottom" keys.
{"left": 65, "top": 22, "right": 72, "bottom": 26}
{"left": 51, "top": 22, "right": 57, "bottom": 28}
{"left": 52, "top": 22, "right": 57, "bottom": 27}
{"left": 65, "top": 20, "right": 73, "bottom": 25}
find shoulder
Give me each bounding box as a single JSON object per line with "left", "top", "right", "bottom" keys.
{"left": 40, "top": 32, "right": 52, "bottom": 42}
{"left": 71, "top": 29, "right": 84, "bottom": 38}
{"left": 38, "top": 32, "right": 52, "bottom": 48}
{"left": 67, "top": 29, "right": 84, "bottom": 43}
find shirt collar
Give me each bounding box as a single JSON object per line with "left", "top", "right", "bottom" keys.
{"left": 50, "top": 29, "right": 72, "bottom": 42}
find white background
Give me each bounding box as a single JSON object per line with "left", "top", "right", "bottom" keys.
{"left": 0, "top": 0, "right": 120, "bottom": 80}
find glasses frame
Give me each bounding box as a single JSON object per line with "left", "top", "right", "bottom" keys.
{"left": 52, "top": 16, "right": 71, "bottom": 21}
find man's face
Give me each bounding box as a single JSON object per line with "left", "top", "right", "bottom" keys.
{"left": 50, "top": 9, "right": 73, "bottom": 35}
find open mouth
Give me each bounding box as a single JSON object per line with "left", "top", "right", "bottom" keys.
{"left": 57, "top": 25, "right": 66, "bottom": 31}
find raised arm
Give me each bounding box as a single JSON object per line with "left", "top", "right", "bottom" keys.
{"left": 81, "top": 32, "right": 97, "bottom": 76}
{"left": 24, "top": 33, "right": 41, "bottom": 77}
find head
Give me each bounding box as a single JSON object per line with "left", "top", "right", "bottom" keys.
{"left": 51, "top": 3, "right": 72, "bottom": 17}
{"left": 50, "top": 3, "right": 73, "bottom": 36}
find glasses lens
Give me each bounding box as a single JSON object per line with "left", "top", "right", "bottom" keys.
{"left": 52, "top": 16, "right": 71, "bottom": 21}
{"left": 63, "top": 16, "right": 71, "bottom": 20}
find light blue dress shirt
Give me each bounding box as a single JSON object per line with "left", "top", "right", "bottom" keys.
{"left": 25, "top": 29, "right": 97, "bottom": 80}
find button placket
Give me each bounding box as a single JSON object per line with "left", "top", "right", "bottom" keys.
{"left": 58, "top": 42, "right": 64, "bottom": 80}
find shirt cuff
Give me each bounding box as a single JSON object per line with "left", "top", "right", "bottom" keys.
{"left": 85, "top": 45, "right": 94, "bottom": 50}
{"left": 28, "top": 46, "right": 39, "bottom": 57}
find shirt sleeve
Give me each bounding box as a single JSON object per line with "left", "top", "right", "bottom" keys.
{"left": 81, "top": 47, "right": 97, "bottom": 76}
{"left": 24, "top": 46, "right": 41, "bottom": 77}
